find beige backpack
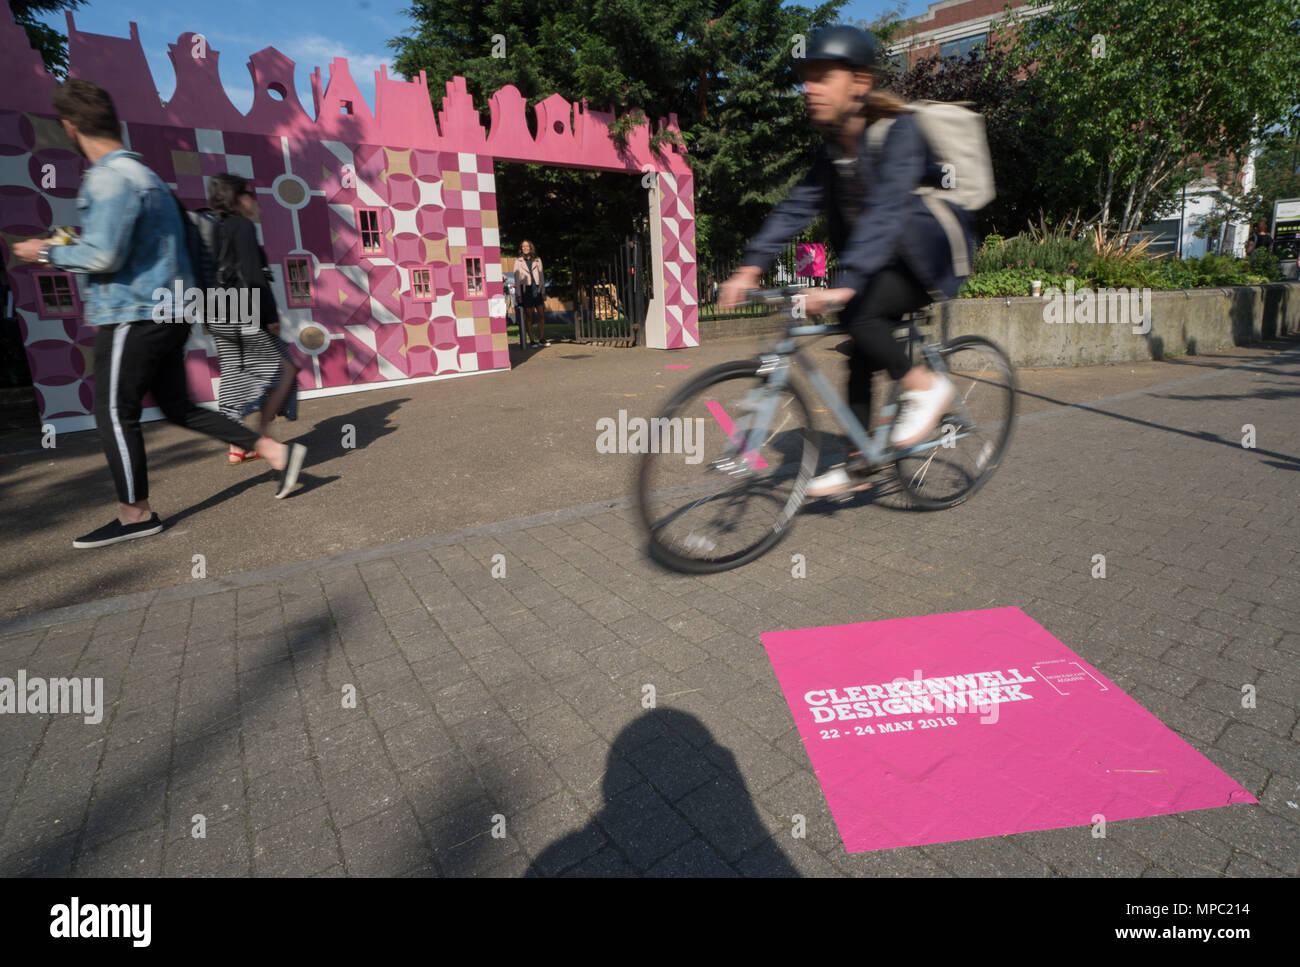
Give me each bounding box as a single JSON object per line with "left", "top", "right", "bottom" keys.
{"left": 867, "top": 101, "right": 996, "bottom": 275}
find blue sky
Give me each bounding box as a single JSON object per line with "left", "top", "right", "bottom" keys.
{"left": 25, "top": 0, "right": 927, "bottom": 116}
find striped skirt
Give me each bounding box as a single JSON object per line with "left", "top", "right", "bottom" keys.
{"left": 209, "top": 322, "right": 299, "bottom": 424}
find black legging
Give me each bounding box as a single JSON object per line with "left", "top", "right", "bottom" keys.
{"left": 93, "top": 319, "right": 262, "bottom": 505}
{"left": 844, "top": 261, "right": 932, "bottom": 433}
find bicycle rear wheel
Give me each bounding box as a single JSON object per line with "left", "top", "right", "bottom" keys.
{"left": 636, "top": 360, "right": 819, "bottom": 573}
{"left": 893, "top": 335, "right": 1016, "bottom": 509}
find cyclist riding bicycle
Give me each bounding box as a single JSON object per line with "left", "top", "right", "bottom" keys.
{"left": 719, "top": 24, "right": 977, "bottom": 498}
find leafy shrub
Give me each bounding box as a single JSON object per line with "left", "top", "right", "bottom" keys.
{"left": 960, "top": 226, "right": 1288, "bottom": 297}
{"left": 1083, "top": 226, "right": 1160, "bottom": 288}
{"left": 973, "top": 231, "right": 1094, "bottom": 276}
{"left": 1160, "top": 254, "right": 1259, "bottom": 286}
{"left": 1247, "top": 246, "right": 1284, "bottom": 282}
{"left": 958, "top": 268, "right": 1069, "bottom": 298}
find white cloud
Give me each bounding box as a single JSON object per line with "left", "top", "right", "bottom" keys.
{"left": 282, "top": 33, "right": 392, "bottom": 80}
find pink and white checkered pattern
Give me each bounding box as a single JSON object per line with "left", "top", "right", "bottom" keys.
{"left": 656, "top": 171, "right": 698, "bottom": 349}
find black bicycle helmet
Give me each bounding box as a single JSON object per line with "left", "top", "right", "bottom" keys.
{"left": 801, "top": 25, "right": 881, "bottom": 73}
{"left": 799, "top": 25, "right": 882, "bottom": 137}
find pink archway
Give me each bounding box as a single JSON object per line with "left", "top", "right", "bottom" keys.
{"left": 0, "top": 9, "right": 698, "bottom": 432}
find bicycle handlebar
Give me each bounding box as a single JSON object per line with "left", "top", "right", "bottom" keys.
{"left": 743, "top": 286, "right": 808, "bottom": 308}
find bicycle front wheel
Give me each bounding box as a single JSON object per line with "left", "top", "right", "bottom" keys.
{"left": 893, "top": 335, "right": 1016, "bottom": 509}
{"left": 636, "top": 360, "right": 819, "bottom": 573}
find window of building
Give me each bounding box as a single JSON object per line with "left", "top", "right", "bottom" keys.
{"left": 284, "top": 257, "right": 314, "bottom": 306}
{"left": 34, "top": 272, "right": 78, "bottom": 317}
{"left": 411, "top": 267, "right": 433, "bottom": 301}
{"left": 357, "top": 208, "right": 383, "bottom": 253}
{"left": 464, "top": 256, "right": 484, "bottom": 296}
{"left": 1134, "top": 218, "right": 1181, "bottom": 257}
{"left": 940, "top": 33, "right": 986, "bottom": 60}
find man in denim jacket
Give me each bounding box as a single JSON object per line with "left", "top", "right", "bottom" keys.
{"left": 15, "top": 80, "right": 306, "bottom": 547}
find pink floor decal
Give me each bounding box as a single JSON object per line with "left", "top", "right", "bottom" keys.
{"left": 704, "top": 400, "right": 769, "bottom": 470}
{"left": 761, "top": 606, "right": 1256, "bottom": 853}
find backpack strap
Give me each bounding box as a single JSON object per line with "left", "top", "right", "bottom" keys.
{"left": 865, "top": 116, "right": 897, "bottom": 172}
{"left": 916, "top": 192, "right": 971, "bottom": 277}
{"left": 866, "top": 107, "right": 973, "bottom": 278}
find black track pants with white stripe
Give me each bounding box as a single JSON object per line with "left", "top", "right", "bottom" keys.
{"left": 93, "top": 320, "right": 262, "bottom": 505}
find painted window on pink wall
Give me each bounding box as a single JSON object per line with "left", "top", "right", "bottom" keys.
{"left": 411, "top": 267, "right": 433, "bottom": 301}
{"left": 464, "top": 256, "right": 484, "bottom": 296}
{"left": 284, "top": 257, "right": 313, "bottom": 306}
{"left": 357, "top": 208, "right": 383, "bottom": 254}
{"left": 34, "top": 272, "right": 78, "bottom": 318}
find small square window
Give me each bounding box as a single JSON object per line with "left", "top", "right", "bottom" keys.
{"left": 35, "top": 272, "right": 78, "bottom": 318}
{"left": 411, "top": 267, "right": 433, "bottom": 301}
{"left": 341, "top": 101, "right": 353, "bottom": 115}
{"left": 464, "top": 256, "right": 484, "bottom": 296}
{"left": 357, "top": 208, "right": 383, "bottom": 253}
{"left": 284, "top": 257, "right": 314, "bottom": 306}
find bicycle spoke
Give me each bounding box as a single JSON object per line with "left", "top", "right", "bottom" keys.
{"left": 895, "top": 338, "right": 1015, "bottom": 509}
{"left": 638, "top": 364, "right": 817, "bottom": 570}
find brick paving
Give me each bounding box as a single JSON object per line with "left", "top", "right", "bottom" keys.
{"left": 0, "top": 348, "right": 1297, "bottom": 877}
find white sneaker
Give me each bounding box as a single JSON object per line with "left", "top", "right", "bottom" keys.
{"left": 805, "top": 463, "right": 873, "bottom": 498}
{"left": 890, "top": 372, "right": 956, "bottom": 449}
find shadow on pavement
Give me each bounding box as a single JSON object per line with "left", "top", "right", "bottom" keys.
{"left": 520, "top": 709, "right": 798, "bottom": 876}
{"left": 1012, "top": 382, "right": 1300, "bottom": 470}
{"left": 288, "top": 398, "right": 407, "bottom": 469}
{"left": 0, "top": 588, "right": 371, "bottom": 875}
{"left": 0, "top": 434, "right": 212, "bottom": 591}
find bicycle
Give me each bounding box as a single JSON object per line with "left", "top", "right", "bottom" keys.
{"left": 635, "top": 286, "right": 1017, "bottom": 573}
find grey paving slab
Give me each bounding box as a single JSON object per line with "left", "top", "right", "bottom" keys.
{"left": 1, "top": 345, "right": 1298, "bottom": 876}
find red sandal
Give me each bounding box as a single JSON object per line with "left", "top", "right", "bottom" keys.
{"left": 229, "top": 446, "right": 261, "bottom": 465}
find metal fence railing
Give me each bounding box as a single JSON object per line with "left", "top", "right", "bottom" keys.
{"left": 699, "top": 237, "right": 839, "bottom": 320}
{"left": 572, "top": 235, "right": 648, "bottom": 347}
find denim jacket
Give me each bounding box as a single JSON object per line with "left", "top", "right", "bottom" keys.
{"left": 47, "top": 149, "right": 192, "bottom": 325}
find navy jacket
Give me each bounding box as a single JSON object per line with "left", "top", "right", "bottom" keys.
{"left": 740, "top": 111, "right": 976, "bottom": 306}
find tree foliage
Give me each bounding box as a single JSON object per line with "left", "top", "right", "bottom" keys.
{"left": 996, "top": 0, "right": 1300, "bottom": 238}
{"left": 881, "top": 42, "right": 1097, "bottom": 238}
{"left": 11, "top": 0, "right": 87, "bottom": 79}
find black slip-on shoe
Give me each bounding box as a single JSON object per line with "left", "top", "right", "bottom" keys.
{"left": 275, "top": 443, "right": 307, "bottom": 499}
{"left": 73, "top": 513, "right": 164, "bottom": 549}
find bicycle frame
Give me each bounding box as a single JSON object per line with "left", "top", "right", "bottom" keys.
{"left": 728, "top": 312, "right": 978, "bottom": 473}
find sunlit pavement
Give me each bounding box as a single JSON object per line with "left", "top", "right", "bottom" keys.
{"left": 1, "top": 336, "right": 1297, "bottom": 876}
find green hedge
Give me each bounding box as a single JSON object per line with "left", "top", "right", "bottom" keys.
{"left": 960, "top": 237, "right": 1284, "bottom": 297}
{"left": 973, "top": 234, "right": 1095, "bottom": 277}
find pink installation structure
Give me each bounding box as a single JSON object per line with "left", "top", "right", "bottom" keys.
{"left": 0, "top": 9, "right": 699, "bottom": 431}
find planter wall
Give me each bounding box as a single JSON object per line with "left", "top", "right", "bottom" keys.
{"left": 699, "top": 282, "right": 1300, "bottom": 368}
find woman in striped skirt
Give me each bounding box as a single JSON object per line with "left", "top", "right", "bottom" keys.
{"left": 205, "top": 173, "right": 301, "bottom": 463}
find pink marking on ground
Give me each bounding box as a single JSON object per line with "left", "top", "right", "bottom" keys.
{"left": 761, "top": 607, "right": 1255, "bottom": 853}
{"left": 704, "top": 400, "right": 769, "bottom": 470}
